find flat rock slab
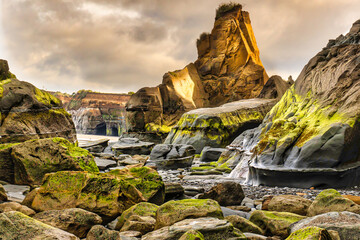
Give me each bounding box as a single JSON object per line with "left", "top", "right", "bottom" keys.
{"left": 94, "top": 157, "right": 117, "bottom": 171}
{"left": 3, "top": 184, "right": 30, "bottom": 202}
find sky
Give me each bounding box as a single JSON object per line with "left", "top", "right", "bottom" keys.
{"left": 1, "top": 0, "right": 359, "bottom": 94}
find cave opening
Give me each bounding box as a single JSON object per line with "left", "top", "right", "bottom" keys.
{"left": 111, "top": 126, "right": 119, "bottom": 136}
{"left": 95, "top": 122, "right": 106, "bottom": 135}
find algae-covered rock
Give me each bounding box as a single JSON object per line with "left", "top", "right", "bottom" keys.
{"left": 0, "top": 137, "right": 99, "bottom": 186}
{"left": 179, "top": 230, "right": 205, "bottom": 240}
{"left": 225, "top": 215, "right": 264, "bottom": 235}
{"left": 0, "top": 59, "right": 76, "bottom": 144}
{"left": 286, "top": 226, "right": 333, "bottom": 240}
{"left": 155, "top": 199, "right": 223, "bottom": 229}
{"left": 289, "top": 211, "right": 360, "bottom": 240}
{"left": 27, "top": 166, "right": 164, "bottom": 221}
{"left": 115, "top": 202, "right": 158, "bottom": 230}
{"left": 86, "top": 225, "right": 120, "bottom": 240}
{"left": 165, "top": 98, "right": 275, "bottom": 153}
{"left": 142, "top": 217, "right": 246, "bottom": 240}
{"left": 0, "top": 184, "right": 7, "bottom": 202}
{"left": 198, "top": 181, "right": 245, "bottom": 206}
{"left": 268, "top": 195, "right": 312, "bottom": 216}
{"left": 246, "top": 19, "right": 360, "bottom": 188}
{"left": 0, "top": 211, "right": 79, "bottom": 239}
{"left": 307, "top": 189, "right": 360, "bottom": 217}
{"left": 249, "top": 210, "right": 306, "bottom": 238}
{"left": 33, "top": 208, "right": 102, "bottom": 238}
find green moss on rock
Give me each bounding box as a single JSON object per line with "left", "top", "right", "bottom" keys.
{"left": 286, "top": 226, "right": 333, "bottom": 240}
{"left": 179, "top": 230, "right": 205, "bottom": 240}
{"left": 34, "top": 87, "right": 61, "bottom": 107}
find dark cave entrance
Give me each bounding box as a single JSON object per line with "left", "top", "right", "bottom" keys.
{"left": 95, "top": 122, "right": 107, "bottom": 135}
{"left": 110, "top": 126, "right": 119, "bottom": 136}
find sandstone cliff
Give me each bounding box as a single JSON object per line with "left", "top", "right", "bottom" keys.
{"left": 53, "top": 90, "right": 131, "bottom": 136}
{"left": 126, "top": 4, "right": 269, "bottom": 136}
{"left": 225, "top": 19, "right": 360, "bottom": 188}
{"left": 0, "top": 59, "right": 76, "bottom": 143}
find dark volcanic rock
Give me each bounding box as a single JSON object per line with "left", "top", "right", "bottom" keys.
{"left": 126, "top": 4, "right": 269, "bottom": 136}
{"left": 257, "top": 75, "right": 293, "bottom": 100}
{"left": 198, "top": 182, "right": 245, "bottom": 206}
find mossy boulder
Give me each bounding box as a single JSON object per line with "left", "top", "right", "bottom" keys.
{"left": 249, "top": 210, "right": 306, "bottom": 238}
{"left": 0, "top": 60, "right": 76, "bottom": 144}
{"left": 286, "top": 226, "right": 334, "bottom": 240}
{"left": 33, "top": 208, "right": 102, "bottom": 238}
{"left": 86, "top": 225, "right": 120, "bottom": 240}
{"left": 115, "top": 202, "right": 159, "bottom": 230}
{"left": 179, "top": 230, "right": 205, "bottom": 240}
{"left": 0, "top": 211, "right": 79, "bottom": 239}
{"left": 268, "top": 195, "right": 312, "bottom": 216}
{"left": 143, "top": 217, "right": 246, "bottom": 240}
{"left": 307, "top": 189, "right": 360, "bottom": 217}
{"left": 165, "top": 99, "right": 275, "bottom": 153}
{"left": 0, "top": 138, "right": 99, "bottom": 186}
{"left": 25, "top": 167, "right": 164, "bottom": 221}
{"left": 155, "top": 199, "right": 223, "bottom": 229}
{"left": 0, "top": 202, "right": 35, "bottom": 216}
{"left": 246, "top": 20, "right": 360, "bottom": 188}
{"left": 225, "top": 215, "right": 264, "bottom": 235}
{"left": 0, "top": 184, "right": 7, "bottom": 202}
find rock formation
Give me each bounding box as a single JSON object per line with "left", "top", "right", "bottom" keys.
{"left": 165, "top": 98, "right": 276, "bottom": 153}
{"left": 126, "top": 4, "right": 269, "bottom": 137}
{"left": 227, "top": 19, "right": 360, "bottom": 188}
{"left": 0, "top": 59, "right": 76, "bottom": 143}
{"left": 257, "top": 75, "right": 294, "bottom": 100}
{"left": 52, "top": 90, "right": 131, "bottom": 136}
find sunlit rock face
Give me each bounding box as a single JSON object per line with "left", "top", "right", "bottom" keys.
{"left": 0, "top": 59, "right": 76, "bottom": 143}
{"left": 126, "top": 4, "right": 268, "bottom": 136}
{"left": 228, "top": 19, "right": 360, "bottom": 188}
{"left": 53, "top": 91, "right": 131, "bottom": 136}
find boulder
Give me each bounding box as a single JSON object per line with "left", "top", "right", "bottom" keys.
{"left": 0, "top": 59, "right": 76, "bottom": 144}
{"left": 165, "top": 99, "right": 275, "bottom": 153}
{"left": 0, "top": 184, "right": 7, "bottom": 202}
{"left": 33, "top": 208, "right": 102, "bottom": 238}
{"left": 199, "top": 147, "right": 226, "bottom": 162}
{"left": 307, "top": 189, "right": 360, "bottom": 216}
{"left": 0, "top": 137, "right": 99, "bottom": 186}
{"left": 246, "top": 19, "right": 360, "bottom": 188}
{"left": 25, "top": 166, "right": 164, "bottom": 221}
{"left": 289, "top": 211, "right": 360, "bottom": 240}
{"left": 342, "top": 195, "right": 360, "bottom": 205}
{"left": 120, "top": 215, "right": 156, "bottom": 235}
{"left": 94, "top": 157, "right": 117, "bottom": 171}
{"left": 286, "top": 226, "right": 334, "bottom": 240}
{"left": 79, "top": 138, "right": 109, "bottom": 153}
{"left": 257, "top": 75, "right": 293, "bottom": 100}
{"left": 179, "top": 230, "right": 205, "bottom": 240}
{"left": 249, "top": 210, "right": 306, "bottom": 238}
{"left": 115, "top": 202, "right": 159, "bottom": 230}
{"left": 164, "top": 182, "right": 184, "bottom": 200}
{"left": 86, "top": 225, "right": 120, "bottom": 240}
{"left": 225, "top": 215, "right": 264, "bottom": 235}
{"left": 142, "top": 217, "right": 246, "bottom": 240}
{"left": 126, "top": 4, "right": 269, "bottom": 136}
{"left": 198, "top": 182, "right": 245, "bottom": 206}
{"left": 0, "top": 202, "right": 35, "bottom": 216}
{"left": 0, "top": 211, "right": 79, "bottom": 239}
{"left": 148, "top": 144, "right": 196, "bottom": 169}
{"left": 112, "top": 138, "right": 155, "bottom": 156}
{"left": 267, "top": 195, "right": 312, "bottom": 216}
{"left": 155, "top": 199, "right": 223, "bottom": 229}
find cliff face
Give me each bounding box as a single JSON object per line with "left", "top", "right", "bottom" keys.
{"left": 225, "top": 19, "right": 360, "bottom": 188}
{"left": 0, "top": 60, "right": 76, "bottom": 143}
{"left": 126, "top": 4, "right": 269, "bottom": 136}
{"left": 53, "top": 91, "right": 131, "bottom": 136}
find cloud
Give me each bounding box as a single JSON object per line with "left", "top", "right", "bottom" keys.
{"left": 1, "top": 0, "right": 360, "bottom": 93}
